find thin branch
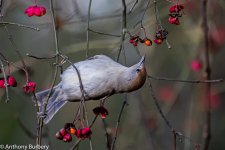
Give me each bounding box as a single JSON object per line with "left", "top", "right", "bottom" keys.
{"left": 148, "top": 78, "right": 173, "bottom": 130}
{"left": 173, "top": 130, "right": 177, "bottom": 150}
{"left": 128, "top": 0, "right": 138, "bottom": 14}
{"left": 89, "top": 115, "right": 98, "bottom": 128}
{"left": 86, "top": 0, "right": 92, "bottom": 58}
{"left": 36, "top": 0, "right": 60, "bottom": 148}
{"left": 147, "top": 75, "right": 223, "bottom": 83}
{"left": 102, "top": 119, "right": 111, "bottom": 150}
{"left": 116, "top": 0, "right": 127, "bottom": 62}
{"left": 110, "top": 100, "right": 128, "bottom": 150}
{"left": 26, "top": 53, "right": 57, "bottom": 60}
{"left": 0, "top": 22, "right": 39, "bottom": 31}
{"left": 147, "top": 78, "right": 195, "bottom": 149}
{"left": 59, "top": 54, "right": 93, "bottom": 150}
{"left": 3, "top": 25, "right": 30, "bottom": 83}
{"left": 0, "top": 58, "right": 9, "bottom": 102}
{"left": 139, "top": 0, "right": 151, "bottom": 28}
{"left": 202, "top": 0, "right": 211, "bottom": 149}
{"left": 88, "top": 28, "right": 121, "bottom": 37}
{"left": 70, "top": 139, "right": 82, "bottom": 150}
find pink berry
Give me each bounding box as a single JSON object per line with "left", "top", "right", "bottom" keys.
{"left": 63, "top": 133, "right": 72, "bottom": 142}
{"left": 191, "top": 60, "right": 202, "bottom": 72}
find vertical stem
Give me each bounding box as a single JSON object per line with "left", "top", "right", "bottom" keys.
{"left": 102, "top": 119, "right": 111, "bottom": 150}
{"left": 173, "top": 131, "right": 177, "bottom": 150}
{"left": 86, "top": 0, "right": 92, "bottom": 58}
{"left": 36, "top": 0, "right": 60, "bottom": 148}
{"left": 110, "top": 100, "right": 127, "bottom": 150}
{"left": 116, "top": 0, "right": 127, "bottom": 62}
{"left": 202, "top": 0, "right": 211, "bottom": 150}
{"left": 0, "top": 58, "right": 9, "bottom": 102}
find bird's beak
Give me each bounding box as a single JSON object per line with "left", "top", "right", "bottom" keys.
{"left": 138, "top": 56, "right": 145, "bottom": 66}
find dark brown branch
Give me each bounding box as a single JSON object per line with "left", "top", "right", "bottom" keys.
{"left": 26, "top": 53, "right": 57, "bottom": 60}
{"left": 36, "top": 0, "right": 60, "bottom": 148}
{"left": 147, "top": 78, "right": 196, "bottom": 149}
{"left": 0, "top": 58, "right": 9, "bottom": 102}
{"left": 0, "top": 22, "right": 39, "bottom": 31}
{"left": 86, "top": 0, "right": 92, "bottom": 58}
{"left": 148, "top": 75, "right": 223, "bottom": 83}
{"left": 116, "top": 0, "right": 127, "bottom": 61}
{"left": 88, "top": 28, "right": 121, "bottom": 37}
{"left": 102, "top": 119, "right": 111, "bottom": 150}
{"left": 59, "top": 54, "right": 93, "bottom": 150}
{"left": 128, "top": 0, "right": 138, "bottom": 14}
{"left": 110, "top": 100, "right": 128, "bottom": 150}
{"left": 202, "top": 0, "right": 211, "bottom": 149}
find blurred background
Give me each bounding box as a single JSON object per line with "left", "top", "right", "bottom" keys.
{"left": 0, "top": 0, "right": 225, "bottom": 149}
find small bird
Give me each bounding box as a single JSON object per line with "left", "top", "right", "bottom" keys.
{"left": 36, "top": 55, "right": 146, "bottom": 124}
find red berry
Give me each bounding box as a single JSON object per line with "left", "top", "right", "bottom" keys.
{"left": 23, "top": 81, "right": 36, "bottom": 93}
{"left": 168, "top": 17, "right": 180, "bottom": 25}
{"left": 133, "top": 42, "right": 138, "bottom": 47}
{"left": 0, "top": 79, "right": 5, "bottom": 88}
{"left": 144, "top": 38, "right": 152, "bottom": 46}
{"left": 129, "top": 39, "right": 134, "bottom": 44}
{"left": 169, "top": 4, "right": 184, "bottom": 13}
{"left": 59, "top": 128, "right": 67, "bottom": 137}
{"left": 24, "top": 5, "right": 46, "bottom": 17}
{"left": 190, "top": 60, "right": 202, "bottom": 72}
{"left": 7, "top": 76, "right": 17, "bottom": 87}
{"left": 93, "top": 106, "right": 109, "bottom": 119}
{"left": 63, "top": 133, "right": 72, "bottom": 142}
{"left": 154, "top": 38, "right": 163, "bottom": 44}
{"left": 55, "top": 131, "right": 63, "bottom": 140}
{"left": 76, "top": 127, "right": 92, "bottom": 139}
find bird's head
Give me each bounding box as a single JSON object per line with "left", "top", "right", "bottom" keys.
{"left": 121, "top": 56, "right": 147, "bottom": 92}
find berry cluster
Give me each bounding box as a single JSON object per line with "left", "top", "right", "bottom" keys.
{"left": 93, "top": 106, "right": 109, "bottom": 119}
{"left": 0, "top": 76, "right": 17, "bottom": 88}
{"left": 129, "top": 36, "right": 152, "bottom": 47}
{"left": 23, "top": 82, "right": 36, "bottom": 93}
{"left": 168, "top": 4, "right": 184, "bottom": 25}
{"left": 24, "top": 0, "right": 46, "bottom": 17}
{"left": 154, "top": 29, "right": 168, "bottom": 44}
{"left": 55, "top": 123, "right": 92, "bottom": 142}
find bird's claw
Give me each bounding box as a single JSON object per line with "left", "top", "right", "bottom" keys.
{"left": 37, "top": 112, "right": 47, "bottom": 119}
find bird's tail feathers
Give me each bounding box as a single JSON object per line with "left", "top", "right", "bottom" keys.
{"left": 35, "top": 83, "right": 68, "bottom": 124}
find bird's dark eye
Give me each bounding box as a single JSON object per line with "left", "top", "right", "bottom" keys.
{"left": 136, "top": 68, "right": 141, "bottom": 72}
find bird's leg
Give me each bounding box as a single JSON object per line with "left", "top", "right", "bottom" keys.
{"left": 53, "top": 55, "right": 68, "bottom": 73}
{"left": 100, "top": 95, "right": 110, "bottom": 106}
{"left": 53, "top": 54, "right": 68, "bottom": 67}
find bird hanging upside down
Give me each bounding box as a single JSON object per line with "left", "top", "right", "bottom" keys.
{"left": 36, "top": 55, "right": 146, "bottom": 124}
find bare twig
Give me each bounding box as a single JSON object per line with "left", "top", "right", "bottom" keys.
{"left": 110, "top": 100, "right": 128, "bottom": 150}
{"left": 59, "top": 54, "right": 93, "bottom": 150}
{"left": 116, "top": 0, "right": 127, "bottom": 62}
{"left": 201, "top": 0, "right": 211, "bottom": 149}
{"left": 86, "top": 0, "right": 92, "bottom": 58}
{"left": 3, "top": 26, "right": 30, "bottom": 83}
{"left": 36, "top": 0, "right": 60, "bottom": 148}
{"left": 26, "top": 53, "right": 57, "bottom": 60}
{"left": 88, "top": 28, "right": 121, "bottom": 37}
{"left": 70, "top": 139, "right": 82, "bottom": 150}
{"left": 147, "top": 78, "right": 195, "bottom": 149}
{"left": 129, "top": 0, "right": 138, "bottom": 14}
{"left": 147, "top": 75, "right": 223, "bottom": 83}
{"left": 102, "top": 119, "right": 111, "bottom": 150}
{"left": 0, "top": 58, "right": 9, "bottom": 102}
{"left": 0, "top": 22, "right": 39, "bottom": 31}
